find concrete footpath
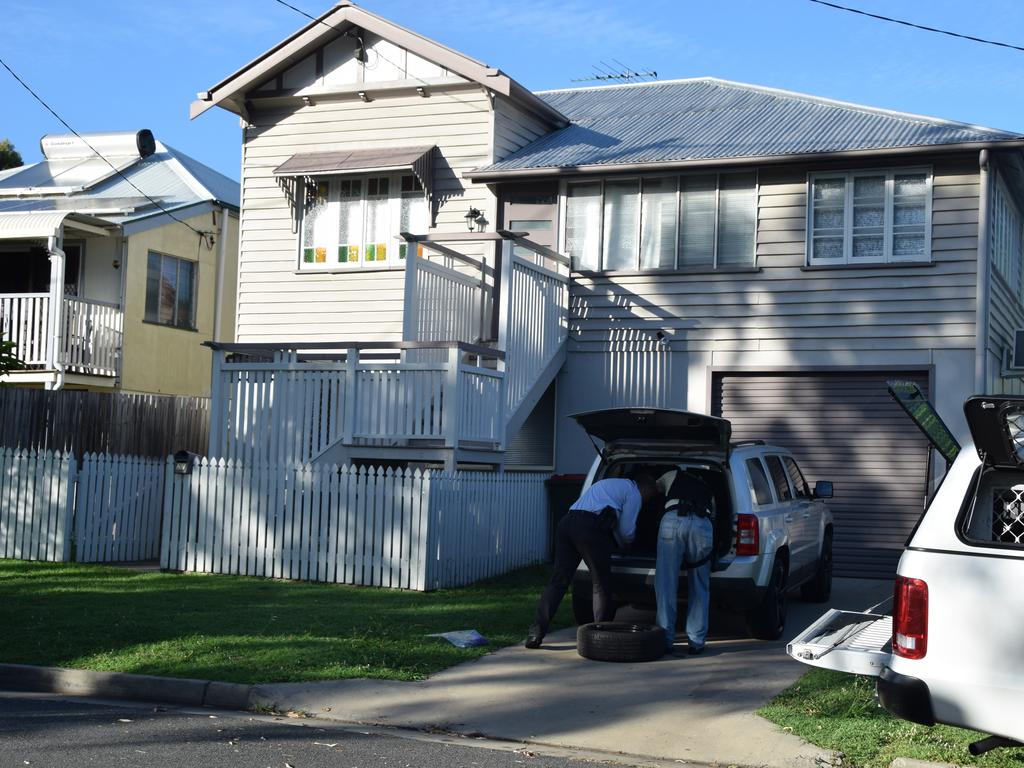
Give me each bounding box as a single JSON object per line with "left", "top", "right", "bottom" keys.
{"left": 247, "top": 578, "right": 891, "bottom": 767}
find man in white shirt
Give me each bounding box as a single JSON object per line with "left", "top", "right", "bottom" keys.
{"left": 526, "top": 475, "right": 657, "bottom": 649}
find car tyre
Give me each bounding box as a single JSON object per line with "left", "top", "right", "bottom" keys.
{"left": 576, "top": 622, "right": 666, "bottom": 662}
{"left": 801, "top": 529, "right": 833, "bottom": 603}
{"left": 747, "top": 556, "right": 787, "bottom": 640}
{"left": 571, "top": 585, "right": 594, "bottom": 625}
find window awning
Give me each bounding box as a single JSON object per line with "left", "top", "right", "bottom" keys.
{"left": 0, "top": 211, "right": 113, "bottom": 240}
{"left": 273, "top": 145, "right": 435, "bottom": 199}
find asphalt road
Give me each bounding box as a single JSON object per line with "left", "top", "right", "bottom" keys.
{"left": 0, "top": 693, "right": 640, "bottom": 768}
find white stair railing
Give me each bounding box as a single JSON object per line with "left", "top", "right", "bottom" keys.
{"left": 497, "top": 234, "right": 570, "bottom": 420}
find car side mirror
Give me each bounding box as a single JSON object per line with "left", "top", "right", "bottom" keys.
{"left": 813, "top": 481, "right": 834, "bottom": 499}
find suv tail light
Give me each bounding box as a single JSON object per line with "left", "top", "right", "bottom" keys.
{"left": 736, "top": 514, "right": 759, "bottom": 556}
{"left": 893, "top": 576, "right": 928, "bottom": 659}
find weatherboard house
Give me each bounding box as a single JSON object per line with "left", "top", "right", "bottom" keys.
{"left": 191, "top": 1, "right": 1024, "bottom": 578}
{"left": 0, "top": 130, "right": 239, "bottom": 396}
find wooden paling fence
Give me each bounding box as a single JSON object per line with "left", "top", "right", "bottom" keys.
{"left": 0, "top": 448, "right": 76, "bottom": 562}
{"left": 75, "top": 454, "right": 165, "bottom": 563}
{"left": 162, "top": 459, "right": 549, "bottom": 590}
{"left": 0, "top": 388, "right": 209, "bottom": 458}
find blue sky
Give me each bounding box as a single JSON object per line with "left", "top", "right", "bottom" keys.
{"left": 3, "top": 0, "right": 1024, "bottom": 180}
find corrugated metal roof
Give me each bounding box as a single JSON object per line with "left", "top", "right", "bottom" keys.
{"left": 0, "top": 136, "right": 239, "bottom": 226}
{"left": 0, "top": 211, "right": 112, "bottom": 240}
{"left": 474, "top": 78, "right": 1024, "bottom": 175}
{"left": 274, "top": 146, "right": 434, "bottom": 176}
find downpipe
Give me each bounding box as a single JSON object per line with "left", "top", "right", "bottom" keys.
{"left": 974, "top": 149, "right": 991, "bottom": 394}
{"left": 46, "top": 236, "right": 67, "bottom": 391}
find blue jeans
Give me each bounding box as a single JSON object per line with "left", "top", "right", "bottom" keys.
{"left": 655, "top": 512, "right": 713, "bottom": 650}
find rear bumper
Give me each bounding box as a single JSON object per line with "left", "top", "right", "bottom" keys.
{"left": 876, "top": 666, "right": 936, "bottom": 726}
{"left": 575, "top": 566, "right": 765, "bottom": 612}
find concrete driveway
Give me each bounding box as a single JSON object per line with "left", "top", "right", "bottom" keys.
{"left": 253, "top": 578, "right": 891, "bottom": 767}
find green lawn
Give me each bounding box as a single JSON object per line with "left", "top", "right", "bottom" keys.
{"left": 0, "top": 560, "right": 568, "bottom": 685}
{"left": 759, "top": 668, "right": 1024, "bottom": 768}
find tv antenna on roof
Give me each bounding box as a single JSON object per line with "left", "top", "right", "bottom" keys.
{"left": 571, "top": 59, "right": 657, "bottom": 83}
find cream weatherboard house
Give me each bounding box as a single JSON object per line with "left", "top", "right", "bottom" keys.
{"left": 0, "top": 130, "right": 239, "bottom": 396}
{"left": 192, "top": 1, "right": 1024, "bottom": 578}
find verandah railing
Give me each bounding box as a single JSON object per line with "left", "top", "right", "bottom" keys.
{"left": 207, "top": 341, "right": 506, "bottom": 467}
{"left": 0, "top": 293, "right": 123, "bottom": 377}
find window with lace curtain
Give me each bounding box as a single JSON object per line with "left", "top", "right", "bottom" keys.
{"left": 807, "top": 168, "right": 931, "bottom": 266}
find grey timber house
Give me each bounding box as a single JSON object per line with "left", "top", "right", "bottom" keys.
{"left": 193, "top": 1, "right": 1024, "bottom": 577}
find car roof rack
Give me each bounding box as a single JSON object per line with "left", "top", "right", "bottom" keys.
{"left": 732, "top": 439, "right": 766, "bottom": 447}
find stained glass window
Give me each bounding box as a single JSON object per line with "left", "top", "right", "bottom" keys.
{"left": 298, "top": 172, "right": 429, "bottom": 270}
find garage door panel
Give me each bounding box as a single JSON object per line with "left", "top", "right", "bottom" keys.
{"left": 714, "top": 371, "right": 930, "bottom": 579}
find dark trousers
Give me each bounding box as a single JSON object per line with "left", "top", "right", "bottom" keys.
{"left": 531, "top": 510, "right": 616, "bottom": 635}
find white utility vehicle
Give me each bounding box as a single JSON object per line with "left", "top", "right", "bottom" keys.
{"left": 572, "top": 408, "right": 835, "bottom": 640}
{"left": 788, "top": 395, "right": 1024, "bottom": 755}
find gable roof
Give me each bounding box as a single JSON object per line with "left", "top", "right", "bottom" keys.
{"left": 0, "top": 134, "right": 240, "bottom": 226}
{"left": 191, "top": 1, "right": 566, "bottom": 127}
{"left": 470, "top": 78, "right": 1024, "bottom": 180}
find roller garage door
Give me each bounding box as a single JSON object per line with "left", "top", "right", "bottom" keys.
{"left": 713, "top": 371, "right": 931, "bottom": 579}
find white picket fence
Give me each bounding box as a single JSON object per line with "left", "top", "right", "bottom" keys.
{"left": 162, "top": 458, "right": 549, "bottom": 590}
{"left": 75, "top": 453, "right": 165, "bottom": 562}
{"left": 0, "top": 449, "right": 164, "bottom": 564}
{"left": 0, "top": 448, "right": 76, "bottom": 562}
{"left": 2, "top": 448, "right": 550, "bottom": 590}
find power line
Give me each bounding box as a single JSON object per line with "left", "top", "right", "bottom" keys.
{"left": 0, "top": 56, "right": 216, "bottom": 242}
{"left": 808, "top": 0, "right": 1024, "bottom": 53}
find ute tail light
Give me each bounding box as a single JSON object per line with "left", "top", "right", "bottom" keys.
{"left": 736, "top": 514, "right": 759, "bottom": 556}
{"left": 893, "top": 576, "right": 928, "bottom": 660}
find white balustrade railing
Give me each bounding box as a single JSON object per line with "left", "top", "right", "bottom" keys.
{"left": 402, "top": 243, "right": 492, "bottom": 346}
{"left": 209, "top": 342, "right": 506, "bottom": 466}
{"left": 60, "top": 297, "right": 123, "bottom": 376}
{"left": 0, "top": 294, "right": 122, "bottom": 378}
{"left": 0, "top": 293, "right": 51, "bottom": 366}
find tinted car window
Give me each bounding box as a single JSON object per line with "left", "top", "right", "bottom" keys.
{"left": 765, "top": 455, "right": 793, "bottom": 502}
{"left": 783, "top": 456, "right": 810, "bottom": 499}
{"left": 746, "top": 458, "right": 775, "bottom": 506}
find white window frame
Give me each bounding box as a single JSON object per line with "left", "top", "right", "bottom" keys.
{"left": 991, "top": 172, "right": 1024, "bottom": 300}
{"left": 806, "top": 167, "right": 933, "bottom": 267}
{"left": 557, "top": 170, "right": 758, "bottom": 273}
{"left": 297, "top": 171, "right": 428, "bottom": 272}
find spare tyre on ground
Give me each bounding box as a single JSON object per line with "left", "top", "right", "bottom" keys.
{"left": 576, "top": 622, "right": 666, "bottom": 662}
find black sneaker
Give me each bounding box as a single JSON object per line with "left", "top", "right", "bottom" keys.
{"left": 687, "top": 642, "right": 705, "bottom": 656}
{"left": 525, "top": 634, "right": 543, "bottom": 649}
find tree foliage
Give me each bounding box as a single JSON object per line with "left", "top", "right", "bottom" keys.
{"left": 0, "top": 331, "right": 23, "bottom": 378}
{"left": 0, "top": 138, "right": 23, "bottom": 171}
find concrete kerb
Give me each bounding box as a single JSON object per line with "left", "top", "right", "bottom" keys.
{"left": 0, "top": 663, "right": 255, "bottom": 711}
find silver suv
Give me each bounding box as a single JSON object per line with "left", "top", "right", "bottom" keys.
{"left": 571, "top": 408, "right": 835, "bottom": 640}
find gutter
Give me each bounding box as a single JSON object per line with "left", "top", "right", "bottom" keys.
{"left": 466, "top": 139, "right": 1024, "bottom": 183}
{"left": 45, "top": 235, "right": 67, "bottom": 391}
{"left": 974, "top": 149, "right": 992, "bottom": 394}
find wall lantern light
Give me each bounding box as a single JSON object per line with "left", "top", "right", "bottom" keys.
{"left": 464, "top": 207, "right": 484, "bottom": 232}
